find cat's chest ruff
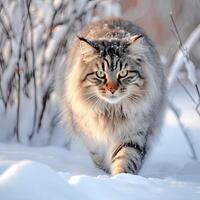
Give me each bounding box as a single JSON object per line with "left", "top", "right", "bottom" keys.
{"left": 84, "top": 111, "right": 131, "bottom": 135}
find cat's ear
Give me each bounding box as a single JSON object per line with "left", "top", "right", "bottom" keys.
{"left": 128, "top": 34, "right": 143, "bottom": 46}
{"left": 77, "top": 36, "right": 98, "bottom": 63}
{"left": 127, "top": 34, "right": 147, "bottom": 55}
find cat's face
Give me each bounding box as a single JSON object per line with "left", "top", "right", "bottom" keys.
{"left": 79, "top": 36, "right": 146, "bottom": 105}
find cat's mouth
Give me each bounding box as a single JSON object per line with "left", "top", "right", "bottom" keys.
{"left": 109, "top": 95, "right": 117, "bottom": 99}
{"left": 100, "top": 94, "right": 124, "bottom": 104}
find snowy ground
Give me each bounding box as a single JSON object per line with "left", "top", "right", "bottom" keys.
{"left": 0, "top": 84, "right": 200, "bottom": 200}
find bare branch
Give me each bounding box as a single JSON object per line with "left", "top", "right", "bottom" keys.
{"left": 168, "top": 101, "right": 198, "bottom": 160}
{"left": 168, "top": 21, "right": 200, "bottom": 87}
{"left": 168, "top": 12, "right": 200, "bottom": 116}
{"left": 26, "top": 0, "right": 38, "bottom": 139}
{"left": 14, "top": 1, "right": 29, "bottom": 142}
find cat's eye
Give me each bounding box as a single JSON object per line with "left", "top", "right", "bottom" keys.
{"left": 96, "top": 70, "right": 105, "bottom": 78}
{"left": 118, "top": 70, "right": 128, "bottom": 78}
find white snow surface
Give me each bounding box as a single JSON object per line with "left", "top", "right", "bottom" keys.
{"left": 0, "top": 85, "right": 200, "bottom": 200}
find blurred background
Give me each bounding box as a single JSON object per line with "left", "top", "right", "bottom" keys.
{"left": 0, "top": 0, "right": 199, "bottom": 148}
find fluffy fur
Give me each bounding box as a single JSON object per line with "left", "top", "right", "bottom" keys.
{"left": 59, "top": 18, "right": 166, "bottom": 175}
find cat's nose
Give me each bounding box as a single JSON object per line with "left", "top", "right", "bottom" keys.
{"left": 109, "top": 88, "right": 116, "bottom": 94}
{"left": 106, "top": 82, "right": 119, "bottom": 94}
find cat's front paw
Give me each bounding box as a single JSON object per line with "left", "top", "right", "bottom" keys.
{"left": 111, "top": 158, "right": 138, "bottom": 175}
{"left": 111, "top": 142, "right": 145, "bottom": 175}
{"left": 111, "top": 166, "right": 125, "bottom": 175}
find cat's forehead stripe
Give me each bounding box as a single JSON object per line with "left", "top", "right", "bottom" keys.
{"left": 103, "top": 57, "right": 110, "bottom": 70}
{"left": 102, "top": 55, "right": 124, "bottom": 72}
{"left": 89, "top": 39, "right": 128, "bottom": 57}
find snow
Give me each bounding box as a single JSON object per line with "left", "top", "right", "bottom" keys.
{"left": 0, "top": 139, "right": 200, "bottom": 200}
{"left": 0, "top": 83, "right": 200, "bottom": 200}
{"left": 0, "top": 128, "right": 200, "bottom": 200}
{"left": 0, "top": 161, "right": 83, "bottom": 200}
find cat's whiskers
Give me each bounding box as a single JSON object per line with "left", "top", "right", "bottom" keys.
{"left": 84, "top": 94, "right": 97, "bottom": 104}
{"left": 127, "top": 94, "right": 141, "bottom": 103}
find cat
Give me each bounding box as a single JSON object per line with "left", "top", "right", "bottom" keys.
{"left": 59, "top": 18, "right": 166, "bottom": 175}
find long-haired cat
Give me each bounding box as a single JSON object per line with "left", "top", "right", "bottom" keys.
{"left": 59, "top": 18, "right": 166, "bottom": 175}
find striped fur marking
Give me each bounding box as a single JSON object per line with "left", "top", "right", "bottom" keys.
{"left": 112, "top": 142, "right": 146, "bottom": 162}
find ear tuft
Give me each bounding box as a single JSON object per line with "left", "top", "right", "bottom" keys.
{"left": 128, "top": 34, "right": 143, "bottom": 45}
